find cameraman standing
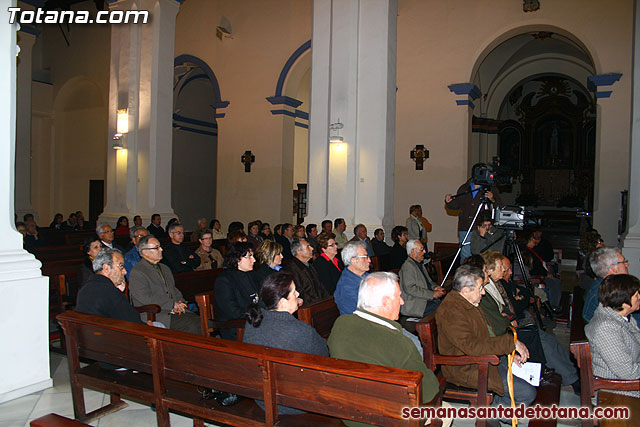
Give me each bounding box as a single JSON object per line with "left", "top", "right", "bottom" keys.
{"left": 444, "top": 163, "right": 503, "bottom": 260}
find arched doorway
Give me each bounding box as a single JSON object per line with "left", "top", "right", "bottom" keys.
{"left": 471, "top": 31, "right": 596, "bottom": 210}
{"left": 173, "top": 56, "right": 224, "bottom": 230}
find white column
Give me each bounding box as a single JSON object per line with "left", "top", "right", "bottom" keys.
{"left": 307, "top": 0, "right": 397, "bottom": 236}
{"left": 622, "top": 0, "right": 640, "bottom": 276}
{"left": 14, "top": 29, "right": 36, "bottom": 220}
{"left": 99, "top": 0, "right": 179, "bottom": 226}
{"left": 0, "top": 0, "right": 51, "bottom": 403}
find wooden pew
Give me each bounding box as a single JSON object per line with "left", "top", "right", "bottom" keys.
{"left": 30, "top": 413, "right": 91, "bottom": 426}
{"left": 194, "top": 290, "right": 246, "bottom": 340}
{"left": 173, "top": 268, "right": 223, "bottom": 303}
{"left": 57, "top": 310, "right": 434, "bottom": 426}
{"left": 297, "top": 296, "right": 340, "bottom": 338}
{"left": 34, "top": 245, "right": 84, "bottom": 262}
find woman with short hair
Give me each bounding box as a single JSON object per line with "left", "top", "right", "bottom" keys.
{"left": 585, "top": 274, "right": 640, "bottom": 397}
{"left": 252, "top": 240, "right": 284, "bottom": 287}
{"left": 311, "top": 232, "right": 343, "bottom": 295}
{"left": 194, "top": 228, "right": 224, "bottom": 271}
{"left": 78, "top": 236, "right": 103, "bottom": 289}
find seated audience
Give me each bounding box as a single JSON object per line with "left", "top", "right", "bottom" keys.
{"left": 76, "top": 247, "right": 143, "bottom": 324}
{"left": 246, "top": 220, "right": 263, "bottom": 249}
{"left": 259, "top": 222, "right": 273, "bottom": 241}
{"left": 519, "top": 230, "right": 562, "bottom": 310}
{"left": 215, "top": 242, "right": 262, "bottom": 340}
{"left": 244, "top": 271, "right": 329, "bottom": 414}
{"left": 533, "top": 229, "right": 556, "bottom": 274}
{"left": 97, "top": 223, "right": 123, "bottom": 251}
{"left": 114, "top": 216, "right": 130, "bottom": 237}
{"left": 389, "top": 225, "right": 409, "bottom": 270}
{"left": 306, "top": 223, "right": 319, "bottom": 252}
{"left": 23, "top": 218, "right": 45, "bottom": 253}
{"left": 133, "top": 215, "right": 143, "bottom": 227}
{"left": 399, "top": 240, "right": 445, "bottom": 317}
{"left": 293, "top": 225, "right": 306, "bottom": 239}
{"left": 61, "top": 213, "right": 79, "bottom": 231}
{"left": 161, "top": 223, "right": 200, "bottom": 273}
{"left": 437, "top": 264, "right": 536, "bottom": 407}
{"left": 129, "top": 235, "right": 200, "bottom": 333}
{"left": 406, "top": 204, "right": 426, "bottom": 242}
{"left": 16, "top": 221, "right": 26, "bottom": 237}
{"left": 124, "top": 226, "right": 149, "bottom": 279}
{"left": 284, "top": 238, "right": 328, "bottom": 304}
{"left": 190, "top": 217, "right": 208, "bottom": 242}
{"left": 583, "top": 247, "right": 636, "bottom": 323}
{"left": 75, "top": 211, "right": 87, "bottom": 230}
{"left": 585, "top": 274, "right": 640, "bottom": 397}
{"left": 312, "top": 232, "right": 344, "bottom": 295}
{"left": 78, "top": 236, "right": 102, "bottom": 288}
{"left": 371, "top": 228, "right": 392, "bottom": 257}
{"left": 228, "top": 221, "right": 244, "bottom": 234}
{"left": 252, "top": 240, "right": 283, "bottom": 287}
{"left": 334, "top": 218, "right": 349, "bottom": 249}
{"left": 470, "top": 211, "right": 505, "bottom": 255}
{"left": 328, "top": 272, "right": 439, "bottom": 412}
{"left": 210, "top": 219, "right": 226, "bottom": 239}
{"left": 227, "top": 229, "right": 248, "bottom": 243}
{"left": 147, "top": 213, "right": 167, "bottom": 239}
{"left": 350, "top": 224, "right": 374, "bottom": 257}
{"left": 578, "top": 230, "right": 605, "bottom": 290}
{"left": 321, "top": 219, "right": 333, "bottom": 234}
{"left": 273, "top": 224, "right": 283, "bottom": 236}
{"left": 49, "top": 213, "right": 63, "bottom": 230}
{"left": 275, "top": 223, "right": 294, "bottom": 260}
{"left": 334, "top": 241, "right": 371, "bottom": 315}
{"left": 194, "top": 228, "right": 224, "bottom": 271}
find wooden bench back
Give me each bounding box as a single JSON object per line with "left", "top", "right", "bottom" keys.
{"left": 173, "top": 268, "right": 223, "bottom": 303}
{"left": 297, "top": 296, "right": 339, "bottom": 338}
{"left": 57, "top": 310, "right": 424, "bottom": 426}
{"left": 35, "top": 246, "right": 84, "bottom": 263}
{"left": 432, "top": 242, "right": 460, "bottom": 284}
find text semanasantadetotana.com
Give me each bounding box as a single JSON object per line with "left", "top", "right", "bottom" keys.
{"left": 8, "top": 7, "right": 149, "bottom": 24}
{"left": 402, "top": 404, "right": 630, "bottom": 420}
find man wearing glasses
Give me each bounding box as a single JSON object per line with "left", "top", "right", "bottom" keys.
{"left": 582, "top": 247, "right": 635, "bottom": 323}
{"left": 123, "top": 226, "right": 149, "bottom": 279}
{"left": 96, "top": 223, "right": 123, "bottom": 251}
{"left": 334, "top": 241, "right": 372, "bottom": 315}
{"left": 129, "top": 235, "right": 201, "bottom": 334}
{"left": 161, "top": 223, "right": 200, "bottom": 274}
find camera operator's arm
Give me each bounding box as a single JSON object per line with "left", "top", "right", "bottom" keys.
{"left": 444, "top": 183, "right": 467, "bottom": 210}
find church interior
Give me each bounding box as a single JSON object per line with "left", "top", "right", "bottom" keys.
{"left": 2, "top": 0, "right": 640, "bottom": 425}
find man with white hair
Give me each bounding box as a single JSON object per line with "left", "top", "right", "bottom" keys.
{"left": 582, "top": 246, "right": 633, "bottom": 323}
{"left": 399, "top": 239, "right": 446, "bottom": 317}
{"left": 333, "top": 241, "right": 371, "bottom": 315}
{"left": 328, "top": 272, "right": 439, "bottom": 418}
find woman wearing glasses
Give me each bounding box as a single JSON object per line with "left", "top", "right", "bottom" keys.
{"left": 214, "top": 241, "right": 263, "bottom": 341}
{"left": 311, "top": 232, "right": 344, "bottom": 295}
{"left": 194, "top": 228, "right": 224, "bottom": 271}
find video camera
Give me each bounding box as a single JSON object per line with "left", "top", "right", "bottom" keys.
{"left": 493, "top": 205, "right": 542, "bottom": 231}
{"left": 471, "top": 161, "right": 514, "bottom": 187}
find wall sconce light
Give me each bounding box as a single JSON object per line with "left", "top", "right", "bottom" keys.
{"left": 112, "top": 134, "right": 124, "bottom": 150}
{"left": 410, "top": 144, "right": 429, "bottom": 170}
{"left": 329, "top": 121, "right": 344, "bottom": 143}
{"left": 116, "top": 108, "right": 129, "bottom": 134}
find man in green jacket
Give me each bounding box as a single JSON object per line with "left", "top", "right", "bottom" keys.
{"left": 328, "top": 272, "right": 439, "bottom": 426}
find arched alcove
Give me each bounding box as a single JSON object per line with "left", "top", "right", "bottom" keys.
{"left": 173, "top": 56, "right": 222, "bottom": 230}
{"left": 50, "top": 77, "right": 107, "bottom": 222}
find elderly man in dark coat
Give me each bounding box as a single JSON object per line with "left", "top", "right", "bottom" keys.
{"left": 436, "top": 264, "right": 536, "bottom": 408}
{"left": 284, "top": 238, "right": 328, "bottom": 304}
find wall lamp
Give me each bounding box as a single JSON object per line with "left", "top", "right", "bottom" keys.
{"left": 329, "top": 121, "right": 344, "bottom": 143}
{"left": 113, "top": 108, "right": 128, "bottom": 150}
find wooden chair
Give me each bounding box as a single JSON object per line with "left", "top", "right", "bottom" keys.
{"left": 297, "top": 297, "right": 340, "bottom": 338}
{"left": 30, "top": 413, "right": 91, "bottom": 426}
{"left": 416, "top": 313, "right": 499, "bottom": 427}
{"left": 134, "top": 304, "right": 161, "bottom": 322}
{"left": 195, "top": 290, "right": 245, "bottom": 341}
{"left": 432, "top": 242, "right": 460, "bottom": 285}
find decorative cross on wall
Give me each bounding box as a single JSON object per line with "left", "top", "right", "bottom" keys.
{"left": 410, "top": 145, "right": 429, "bottom": 170}
{"left": 241, "top": 150, "right": 255, "bottom": 172}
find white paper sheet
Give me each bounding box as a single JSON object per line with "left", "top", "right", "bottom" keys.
{"left": 511, "top": 361, "right": 541, "bottom": 386}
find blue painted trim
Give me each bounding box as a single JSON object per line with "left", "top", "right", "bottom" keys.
{"left": 174, "top": 54, "right": 227, "bottom": 105}
{"left": 215, "top": 113, "right": 226, "bottom": 118}
{"left": 18, "top": 25, "right": 40, "bottom": 36}
{"left": 448, "top": 83, "right": 481, "bottom": 100}
{"left": 177, "top": 73, "right": 209, "bottom": 97}
{"left": 588, "top": 73, "right": 622, "bottom": 89}
{"left": 172, "top": 123, "right": 217, "bottom": 137}
{"left": 271, "top": 109, "right": 297, "bottom": 118}
{"left": 595, "top": 91, "right": 613, "bottom": 99}
{"left": 295, "top": 122, "right": 309, "bottom": 129}
{"left": 274, "top": 40, "right": 311, "bottom": 97}
{"left": 266, "top": 96, "right": 303, "bottom": 108}
{"left": 295, "top": 110, "right": 309, "bottom": 120}
{"left": 173, "top": 113, "right": 217, "bottom": 129}
{"left": 212, "top": 101, "right": 229, "bottom": 109}
{"left": 456, "top": 99, "right": 475, "bottom": 109}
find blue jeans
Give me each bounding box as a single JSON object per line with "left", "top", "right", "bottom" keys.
{"left": 459, "top": 231, "right": 472, "bottom": 261}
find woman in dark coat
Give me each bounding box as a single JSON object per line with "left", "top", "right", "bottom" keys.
{"left": 252, "top": 240, "right": 283, "bottom": 288}
{"left": 77, "top": 236, "right": 103, "bottom": 294}
{"left": 311, "top": 232, "right": 343, "bottom": 295}
{"left": 214, "top": 241, "right": 262, "bottom": 340}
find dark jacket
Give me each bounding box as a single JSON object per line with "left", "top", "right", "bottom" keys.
{"left": 161, "top": 242, "right": 200, "bottom": 273}
{"left": 389, "top": 242, "right": 408, "bottom": 270}
{"left": 147, "top": 224, "right": 167, "bottom": 239}
{"left": 274, "top": 234, "right": 293, "bottom": 260}
{"left": 445, "top": 179, "right": 503, "bottom": 231}
{"left": 75, "top": 274, "right": 142, "bottom": 324}
{"left": 312, "top": 255, "right": 344, "bottom": 295}
{"left": 371, "top": 238, "right": 392, "bottom": 256}
{"left": 215, "top": 268, "right": 262, "bottom": 340}
{"left": 284, "top": 257, "right": 328, "bottom": 305}
{"left": 251, "top": 263, "right": 279, "bottom": 289}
